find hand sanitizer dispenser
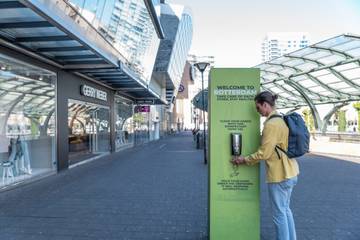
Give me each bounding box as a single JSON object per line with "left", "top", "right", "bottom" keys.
{"left": 231, "top": 133, "right": 242, "bottom": 156}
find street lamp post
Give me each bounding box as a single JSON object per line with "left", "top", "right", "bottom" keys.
{"left": 194, "top": 62, "right": 210, "bottom": 164}
{"left": 196, "top": 112, "right": 199, "bottom": 129}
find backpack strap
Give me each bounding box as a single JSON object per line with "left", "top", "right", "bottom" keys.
{"left": 275, "top": 145, "right": 288, "bottom": 159}
{"left": 267, "top": 114, "right": 283, "bottom": 121}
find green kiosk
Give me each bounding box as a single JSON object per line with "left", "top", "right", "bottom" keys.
{"left": 209, "top": 68, "right": 261, "bottom": 240}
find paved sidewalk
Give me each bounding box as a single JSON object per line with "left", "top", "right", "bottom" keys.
{"left": 309, "top": 135, "right": 360, "bottom": 161}
{"left": 1, "top": 132, "right": 359, "bottom": 240}
{"left": 0, "top": 132, "right": 208, "bottom": 240}
{"left": 261, "top": 154, "right": 360, "bottom": 240}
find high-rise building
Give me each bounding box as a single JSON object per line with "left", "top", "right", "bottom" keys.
{"left": 171, "top": 61, "right": 193, "bottom": 131}
{"left": 69, "top": 0, "right": 193, "bottom": 135}
{"left": 69, "top": 0, "right": 161, "bottom": 84}
{"left": 152, "top": 1, "right": 193, "bottom": 109}
{"left": 261, "top": 32, "right": 310, "bottom": 62}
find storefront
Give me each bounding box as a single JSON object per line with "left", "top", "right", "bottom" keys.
{"left": 0, "top": 46, "right": 115, "bottom": 188}
{"left": 68, "top": 100, "right": 111, "bottom": 166}
{"left": 56, "top": 71, "right": 113, "bottom": 169}
{"left": 0, "top": 0, "right": 177, "bottom": 190}
{"left": 133, "top": 105, "right": 151, "bottom": 145}
{"left": 0, "top": 45, "right": 167, "bottom": 189}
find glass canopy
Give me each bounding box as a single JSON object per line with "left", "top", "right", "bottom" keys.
{"left": 0, "top": 0, "right": 164, "bottom": 103}
{"left": 257, "top": 34, "right": 360, "bottom": 109}
{"left": 192, "top": 34, "right": 360, "bottom": 112}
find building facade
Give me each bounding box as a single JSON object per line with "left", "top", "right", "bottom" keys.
{"left": 0, "top": 0, "right": 192, "bottom": 189}
{"left": 171, "top": 55, "right": 215, "bottom": 130}
{"left": 152, "top": 1, "right": 193, "bottom": 131}
{"left": 261, "top": 32, "right": 310, "bottom": 62}
{"left": 171, "top": 61, "right": 193, "bottom": 130}
{"left": 69, "top": 0, "right": 161, "bottom": 86}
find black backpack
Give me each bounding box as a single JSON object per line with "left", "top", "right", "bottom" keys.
{"left": 269, "top": 112, "right": 310, "bottom": 159}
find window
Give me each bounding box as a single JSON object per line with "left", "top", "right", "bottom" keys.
{"left": 0, "top": 54, "right": 56, "bottom": 188}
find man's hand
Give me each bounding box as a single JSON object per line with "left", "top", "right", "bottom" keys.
{"left": 231, "top": 156, "right": 246, "bottom": 165}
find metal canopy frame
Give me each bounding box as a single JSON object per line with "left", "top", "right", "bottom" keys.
{"left": 192, "top": 34, "right": 360, "bottom": 132}
{"left": 0, "top": 0, "right": 163, "bottom": 103}
{"left": 256, "top": 33, "right": 360, "bottom": 131}
{"left": 257, "top": 34, "right": 360, "bottom": 109}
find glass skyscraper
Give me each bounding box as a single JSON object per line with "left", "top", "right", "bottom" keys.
{"left": 152, "top": 3, "right": 193, "bottom": 107}
{"left": 69, "top": 0, "right": 161, "bottom": 83}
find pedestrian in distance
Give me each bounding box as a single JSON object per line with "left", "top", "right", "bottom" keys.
{"left": 231, "top": 91, "right": 300, "bottom": 240}
{"left": 310, "top": 128, "right": 317, "bottom": 140}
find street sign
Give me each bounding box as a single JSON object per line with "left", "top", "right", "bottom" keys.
{"left": 134, "top": 105, "right": 150, "bottom": 113}
{"left": 178, "top": 84, "right": 185, "bottom": 93}
{"left": 135, "top": 99, "right": 154, "bottom": 104}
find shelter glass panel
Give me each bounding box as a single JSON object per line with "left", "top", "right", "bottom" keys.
{"left": 278, "top": 68, "right": 296, "bottom": 76}
{"left": 291, "top": 47, "right": 314, "bottom": 57}
{"left": 8, "top": 27, "right": 64, "bottom": 38}
{"left": 266, "top": 65, "right": 283, "bottom": 72}
{"left": 337, "top": 87, "right": 357, "bottom": 93}
{"left": 298, "top": 79, "right": 317, "bottom": 88}
{"left": 305, "top": 51, "right": 332, "bottom": 60}
{"left": 272, "top": 56, "right": 288, "bottom": 64}
{"left": 0, "top": 8, "right": 43, "bottom": 23}
{"left": 309, "top": 69, "right": 331, "bottom": 77}
{"left": 333, "top": 63, "right": 358, "bottom": 72}
{"left": 328, "top": 82, "right": 351, "bottom": 89}
{"left": 316, "top": 74, "right": 341, "bottom": 84}
{"left": 318, "top": 55, "right": 344, "bottom": 65}
{"left": 317, "top": 36, "right": 348, "bottom": 48}
{"left": 347, "top": 48, "right": 360, "bottom": 58}
{"left": 284, "top": 59, "right": 304, "bottom": 67}
{"left": 22, "top": 41, "right": 82, "bottom": 49}
{"left": 333, "top": 40, "right": 360, "bottom": 52}
{"left": 295, "top": 62, "right": 318, "bottom": 72}
{"left": 340, "top": 68, "right": 360, "bottom": 80}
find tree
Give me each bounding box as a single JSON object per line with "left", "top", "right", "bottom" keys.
{"left": 337, "top": 110, "right": 346, "bottom": 132}
{"left": 302, "top": 108, "right": 314, "bottom": 131}
{"left": 133, "top": 113, "right": 144, "bottom": 123}
{"left": 352, "top": 102, "right": 360, "bottom": 132}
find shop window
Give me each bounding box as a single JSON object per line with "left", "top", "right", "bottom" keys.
{"left": 115, "top": 96, "right": 135, "bottom": 151}
{"left": 0, "top": 54, "right": 56, "bottom": 188}
{"left": 68, "top": 100, "right": 110, "bottom": 165}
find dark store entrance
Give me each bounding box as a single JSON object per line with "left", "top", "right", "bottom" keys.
{"left": 68, "top": 100, "right": 110, "bottom": 166}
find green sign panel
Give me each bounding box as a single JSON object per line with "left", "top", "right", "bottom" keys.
{"left": 209, "top": 68, "right": 260, "bottom": 240}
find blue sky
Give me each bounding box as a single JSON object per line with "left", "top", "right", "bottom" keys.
{"left": 171, "top": 0, "right": 360, "bottom": 67}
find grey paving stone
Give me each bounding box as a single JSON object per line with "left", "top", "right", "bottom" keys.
{"left": 0, "top": 132, "right": 208, "bottom": 240}
{"left": 260, "top": 153, "right": 360, "bottom": 240}
{"left": 1, "top": 133, "right": 359, "bottom": 240}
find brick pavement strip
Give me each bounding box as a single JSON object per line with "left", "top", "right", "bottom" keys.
{"left": 1, "top": 133, "right": 359, "bottom": 240}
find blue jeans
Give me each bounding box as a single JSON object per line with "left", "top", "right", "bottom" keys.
{"left": 268, "top": 176, "right": 298, "bottom": 240}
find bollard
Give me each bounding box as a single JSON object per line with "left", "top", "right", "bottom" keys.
{"left": 196, "top": 132, "right": 200, "bottom": 149}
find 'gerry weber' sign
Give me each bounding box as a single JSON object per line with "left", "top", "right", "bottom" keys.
{"left": 80, "top": 85, "right": 107, "bottom": 101}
